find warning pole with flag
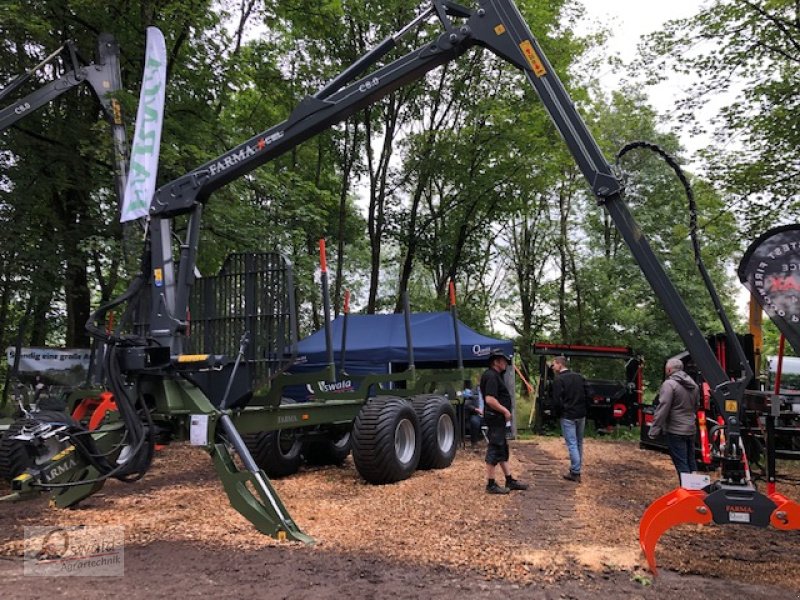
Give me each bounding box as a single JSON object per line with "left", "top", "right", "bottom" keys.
{"left": 120, "top": 27, "right": 167, "bottom": 223}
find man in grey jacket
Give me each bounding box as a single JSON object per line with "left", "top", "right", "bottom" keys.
{"left": 649, "top": 357, "right": 700, "bottom": 476}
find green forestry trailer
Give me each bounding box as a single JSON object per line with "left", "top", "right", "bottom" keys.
{"left": 2, "top": 0, "right": 799, "bottom": 572}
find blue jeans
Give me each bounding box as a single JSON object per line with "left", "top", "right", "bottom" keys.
{"left": 561, "top": 417, "right": 585, "bottom": 475}
{"left": 667, "top": 433, "right": 697, "bottom": 476}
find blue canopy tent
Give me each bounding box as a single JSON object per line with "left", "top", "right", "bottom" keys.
{"left": 284, "top": 312, "right": 513, "bottom": 402}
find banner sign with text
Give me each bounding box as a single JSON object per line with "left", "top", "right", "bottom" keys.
{"left": 120, "top": 27, "right": 167, "bottom": 222}
{"left": 6, "top": 347, "right": 91, "bottom": 385}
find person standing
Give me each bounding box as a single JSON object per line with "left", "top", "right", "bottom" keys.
{"left": 551, "top": 355, "right": 588, "bottom": 482}
{"left": 649, "top": 357, "right": 699, "bottom": 478}
{"left": 480, "top": 349, "right": 528, "bottom": 494}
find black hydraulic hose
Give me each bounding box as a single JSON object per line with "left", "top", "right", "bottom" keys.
{"left": 85, "top": 241, "right": 150, "bottom": 344}
{"left": 615, "top": 141, "right": 753, "bottom": 386}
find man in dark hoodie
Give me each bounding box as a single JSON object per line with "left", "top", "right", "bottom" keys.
{"left": 551, "top": 356, "right": 588, "bottom": 483}
{"left": 649, "top": 357, "right": 700, "bottom": 477}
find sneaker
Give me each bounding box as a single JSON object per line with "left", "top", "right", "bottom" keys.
{"left": 486, "top": 481, "right": 510, "bottom": 495}
{"left": 505, "top": 478, "right": 529, "bottom": 491}
{"left": 562, "top": 472, "right": 581, "bottom": 483}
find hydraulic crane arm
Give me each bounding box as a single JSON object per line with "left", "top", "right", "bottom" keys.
{"left": 145, "top": 0, "right": 749, "bottom": 465}
{"left": 0, "top": 34, "right": 129, "bottom": 207}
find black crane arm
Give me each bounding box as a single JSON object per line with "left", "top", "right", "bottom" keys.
{"left": 1, "top": 34, "right": 123, "bottom": 132}
{"left": 144, "top": 0, "right": 750, "bottom": 470}
{"left": 1, "top": 34, "right": 130, "bottom": 211}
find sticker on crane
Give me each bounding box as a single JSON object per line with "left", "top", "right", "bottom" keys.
{"left": 725, "top": 400, "right": 738, "bottom": 413}
{"left": 154, "top": 268, "right": 163, "bottom": 287}
{"left": 728, "top": 510, "right": 751, "bottom": 524}
{"left": 519, "top": 40, "right": 547, "bottom": 77}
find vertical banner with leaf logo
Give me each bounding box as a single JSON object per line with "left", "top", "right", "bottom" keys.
{"left": 738, "top": 224, "right": 800, "bottom": 354}
{"left": 120, "top": 27, "right": 167, "bottom": 223}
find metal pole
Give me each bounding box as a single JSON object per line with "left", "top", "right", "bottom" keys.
{"left": 339, "top": 289, "right": 350, "bottom": 375}
{"left": 449, "top": 280, "right": 463, "bottom": 369}
{"left": 319, "top": 240, "right": 334, "bottom": 370}
{"left": 403, "top": 292, "right": 414, "bottom": 368}
{"left": 767, "top": 334, "right": 786, "bottom": 495}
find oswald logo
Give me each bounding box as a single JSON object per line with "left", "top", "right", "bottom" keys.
{"left": 305, "top": 380, "right": 353, "bottom": 394}
{"left": 320, "top": 380, "right": 353, "bottom": 393}
{"left": 14, "top": 102, "right": 31, "bottom": 115}
{"left": 472, "top": 345, "right": 490, "bottom": 357}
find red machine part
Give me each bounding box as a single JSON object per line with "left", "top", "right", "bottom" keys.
{"left": 71, "top": 391, "right": 118, "bottom": 431}
{"left": 640, "top": 487, "right": 800, "bottom": 574}
{"left": 639, "top": 488, "right": 711, "bottom": 575}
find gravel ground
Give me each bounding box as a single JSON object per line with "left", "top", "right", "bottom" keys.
{"left": 0, "top": 436, "right": 798, "bottom": 598}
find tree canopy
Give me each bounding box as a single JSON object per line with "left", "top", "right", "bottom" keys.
{"left": 1, "top": 0, "right": 792, "bottom": 395}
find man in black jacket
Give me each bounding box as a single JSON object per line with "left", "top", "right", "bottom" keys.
{"left": 480, "top": 349, "right": 529, "bottom": 494}
{"left": 551, "top": 356, "right": 588, "bottom": 482}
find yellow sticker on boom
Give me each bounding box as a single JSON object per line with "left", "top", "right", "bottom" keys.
{"left": 494, "top": 24, "right": 506, "bottom": 35}
{"left": 52, "top": 447, "right": 75, "bottom": 461}
{"left": 519, "top": 40, "right": 547, "bottom": 77}
{"left": 177, "top": 354, "right": 210, "bottom": 363}
{"left": 725, "top": 400, "right": 738, "bottom": 413}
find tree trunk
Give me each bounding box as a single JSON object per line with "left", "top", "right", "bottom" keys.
{"left": 334, "top": 120, "right": 359, "bottom": 317}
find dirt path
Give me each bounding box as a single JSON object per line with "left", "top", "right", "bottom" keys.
{"left": 0, "top": 437, "right": 798, "bottom": 598}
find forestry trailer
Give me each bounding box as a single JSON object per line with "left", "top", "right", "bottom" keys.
{"left": 1, "top": 0, "right": 798, "bottom": 573}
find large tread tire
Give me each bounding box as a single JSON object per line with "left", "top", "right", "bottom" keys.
{"left": 0, "top": 419, "right": 37, "bottom": 481}
{"left": 242, "top": 430, "right": 303, "bottom": 478}
{"left": 302, "top": 428, "right": 352, "bottom": 466}
{"left": 412, "top": 394, "right": 457, "bottom": 470}
{"left": 352, "top": 396, "right": 420, "bottom": 484}
{"left": 242, "top": 398, "right": 302, "bottom": 478}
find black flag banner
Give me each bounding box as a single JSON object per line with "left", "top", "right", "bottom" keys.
{"left": 738, "top": 224, "right": 800, "bottom": 354}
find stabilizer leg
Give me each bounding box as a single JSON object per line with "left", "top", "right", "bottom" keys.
{"left": 213, "top": 414, "right": 313, "bottom": 544}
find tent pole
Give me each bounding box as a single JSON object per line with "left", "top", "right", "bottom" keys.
{"left": 319, "top": 240, "right": 334, "bottom": 371}
{"left": 339, "top": 289, "right": 350, "bottom": 376}
{"left": 402, "top": 292, "right": 415, "bottom": 369}
{"left": 448, "top": 280, "right": 464, "bottom": 370}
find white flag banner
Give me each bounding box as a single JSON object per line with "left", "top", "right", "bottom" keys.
{"left": 120, "top": 27, "right": 167, "bottom": 223}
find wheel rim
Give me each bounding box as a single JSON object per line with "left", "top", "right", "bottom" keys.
{"left": 394, "top": 419, "right": 416, "bottom": 465}
{"left": 436, "top": 413, "right": 454, "bottom": 452}
{"left": 333, "top": 431, "right": 350, "bottom": 450}
{"left": 278, "top": 430, "right": 298, "bottom": 456}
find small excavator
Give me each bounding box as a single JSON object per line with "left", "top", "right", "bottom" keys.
{"left": 2, "top": 0, "right": 798, "bottom": 573}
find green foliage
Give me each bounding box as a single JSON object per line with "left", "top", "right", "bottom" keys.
{"left": 0, "top": 0, "right": 781, "bottom": 402}
{"left": 637, "top": 0, "right": 800, "bottom": 236}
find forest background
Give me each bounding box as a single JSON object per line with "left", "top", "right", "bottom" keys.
{"left": 0, "top": 0, "right": 797, "bottom": 394}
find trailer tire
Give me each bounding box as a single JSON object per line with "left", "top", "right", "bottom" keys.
{"left": 352, "top": 396, "right": 419, "bottom": 484}
{"left": 412, "top": 395, "right": 457, "bottom": 470}
{"left": 302, "top": 429, "right": 351, "bottom": 466}
{"left": 0, "top": 419, "right": 36, "bottom": 481}
{"left": 242, "top": 429, "right": 303, "bottom": 478}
